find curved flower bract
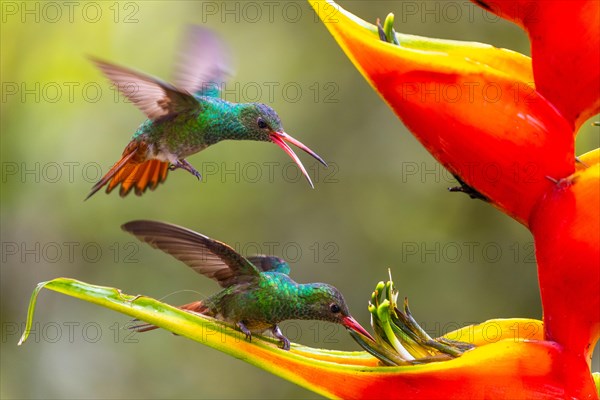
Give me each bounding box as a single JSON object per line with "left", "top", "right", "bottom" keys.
{"left": 471, "top": 0, "right": 600, "bottom": 130}
{"left": 530, "top": 163, "right": 600, "bottom": 358}
{"left": 310, "top": 0, "right": 574, "bottom": 226}
{"left": 309, "top": 1, "right": 599, "bottom": 397}
{"left": 19, "top": 278, "right": 598, "bottom": 399}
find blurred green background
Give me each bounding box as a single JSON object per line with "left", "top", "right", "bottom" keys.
{"left": 1, "top": 1, "right": 598, "bottom": 398}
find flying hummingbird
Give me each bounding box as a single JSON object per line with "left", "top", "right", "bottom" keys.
{"left": 121, "top": 220, "right": 373, "bottom": 350}
{"left": 86, "top": 26, "right": 326, "bottom": 199}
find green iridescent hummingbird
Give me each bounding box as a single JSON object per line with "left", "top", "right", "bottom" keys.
{"left": 121, "top": 220, "right": 373, "bottom": 350}
{"left": 86, "top": 26, "right": 326, "bottom": 199}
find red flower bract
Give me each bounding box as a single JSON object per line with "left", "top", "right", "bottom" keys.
{"left": 310, "top": 0, "right": 599, "bottom": 397}
{"left": 311, "top": 0, "right": 575, "bottom": 226}
{"left": 473, "top": 0, "right": 600, "bottom": 130}
{"left": 531, "top": 163, "right": 600, "bottom": 360}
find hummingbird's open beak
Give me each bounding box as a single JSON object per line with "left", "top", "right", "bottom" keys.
{"left": 342, "top": 315, "right": 375, "bottom": 341}
{"left": 270, "top": 132, "right": 328, "bottom": 189}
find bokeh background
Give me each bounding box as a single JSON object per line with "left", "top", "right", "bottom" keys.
{"left": 1, "top": 1, "right": 598, "bottom": 398}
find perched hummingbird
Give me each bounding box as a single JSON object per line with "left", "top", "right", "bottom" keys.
{"left": 121, "top": 220, "right": 373, "bottom": 350}
{"left": 86, "top": 26, "right": 326, "bottom": 199}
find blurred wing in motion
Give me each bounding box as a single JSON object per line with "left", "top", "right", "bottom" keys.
{"left": 173, "top": 25, "right": 233, "bottom": 98}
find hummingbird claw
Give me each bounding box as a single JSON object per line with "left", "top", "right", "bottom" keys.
{"left": 171, "top": 159, "right": 202, "bottom": 181}
{"left": 272, "top": 325, "right": 290, "bottom": 351}
{"left": 237, "top": 321, "right": 252, "bottom": 342}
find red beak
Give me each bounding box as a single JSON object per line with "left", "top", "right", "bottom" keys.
{"left": 342, "top": 316, "right": 375, "bottom": 341}
{"left": 270, "top": 132, "right": 327, "bottom": 189}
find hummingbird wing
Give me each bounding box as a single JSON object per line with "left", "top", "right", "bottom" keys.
{"left": 90, "top": 57, "right": 199, "bottom": 121}
{"left": 173, "top": 25, "right": 233, "bottom": 98}
{"left": 247, "top": 256, "right": 291, "bottom": 275}
{"left": 122, "top": 220, "right": 261, "bottom": 287}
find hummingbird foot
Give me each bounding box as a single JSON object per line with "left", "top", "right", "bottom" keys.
{"left": 170, "top": 159, "right": 202, "bottom": 180}
{"left": 237, "top": 321, "right": 252, "bottom": 342}
{"left": 271, "top": 325, "right": 290, "bottom": 350}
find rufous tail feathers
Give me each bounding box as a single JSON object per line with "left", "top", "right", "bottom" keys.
{"left": 86, "top": 141, "right": 169, "bottom": 199}
{"left": 129, "top": 301, "right": 208, "bottom": 333}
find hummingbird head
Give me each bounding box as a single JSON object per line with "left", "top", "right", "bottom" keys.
{"left": 241, "top": 103, "right": 327, "bottom": 188}
{"left": 305, "top": 284, "right": 374, "bottom": 340}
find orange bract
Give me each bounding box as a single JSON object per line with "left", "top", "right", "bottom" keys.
{"left": 310, "top": 0, "right": 575, "bottom": 226}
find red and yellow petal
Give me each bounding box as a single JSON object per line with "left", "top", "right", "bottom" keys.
{"left": 288, "top": 340, "right": 597, "bottom": 399}
{"left": 310, "top": 0, "right": 575, "bottom": 226}
{"left": 20, "top": 279, "right": 598, "bottom": 399}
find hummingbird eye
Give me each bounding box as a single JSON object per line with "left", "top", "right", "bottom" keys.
{"left": 329, "top": 303, "right": 341, "bottom": 314}
{"left": 257, "top": 117, "right": 268, "bottom": 129}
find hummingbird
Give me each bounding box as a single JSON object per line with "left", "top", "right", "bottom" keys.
{"left": 86, "top": 26, "right": 326, "bottom": 199}
{"left": 121, "top": 220, "right": 374, "bottom": 350}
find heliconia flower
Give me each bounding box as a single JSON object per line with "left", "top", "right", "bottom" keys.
{"left": 17, "top": 2, "right": 599, "bottom": 399}
{"left": 309, "top": 0, "right": 599, "bottom": 397}
{"left": 18, "top": 278, "right": 599, "bottom": 399}
{"left": 309, "top": 0, "right": 575, "bottom": 226}
{"left": 470, "top": 0, "right": 600, "bottom": 130}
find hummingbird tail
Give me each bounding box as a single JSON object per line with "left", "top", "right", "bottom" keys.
{"left": 180, "top": 300, "right": 209, "bottom": 313}
{"left": 85, "top": 141, "right": 169, "bottom": 199}
{"left": 129, "top": 301, "right": 208, "bottom": 333}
